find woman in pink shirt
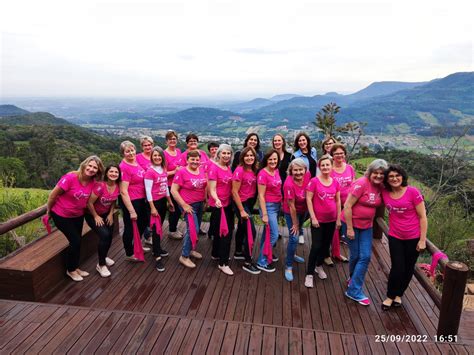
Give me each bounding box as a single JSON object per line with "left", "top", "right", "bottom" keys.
{"left": 136, "top": 136, "right": 154, "bottom": 170}
{"left": 145, "top": 147, "right": 175, "bottom": 272}
{"left": 176, "top": 133, "right": 209, "bottom": 168}
{"left": 171, "top": 150, "right": 208, "bottom": 269}
{"left": 208, "top": 144, "right": 235, "bottom": 275}
{"left": 256, "top": 149, "right": 282, "bottom": 273}
{"left": 232, "top": 146, "right": 259, "bottom": 274}
{"left": 119, "top": 141, "right": 150, "bottom": 262}
{"left": 342, "top": 159, "right": 388, "bottom": 306}
{"left": 86, "top": 164, "right": 120, "bottom": 278}
{"left": 282, "top": 158, "right": 309, "bottom": 282}
{"left": 164, "top": 130, "right": 183, "bottom": 240}
{"left": 381, "top": 164, "right": 427, "bottom": 310}
{"left": 47, "top": 156, "right": 104, "bottom": 282}
{"left": 305, "top": 155, "right": 341, "bottom": 288}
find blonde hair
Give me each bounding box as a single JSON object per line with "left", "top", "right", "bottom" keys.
{"left": 287, "top": 158, "right": 307, "bottom": 176}
{"left": 78, "top": 155, "right": 104, "bottom": 181}
{"left": 140, "top": 136, "right": 154, "bottom": 146}
{"left": 119, "top": 140, "right": 136, "bottom": 156}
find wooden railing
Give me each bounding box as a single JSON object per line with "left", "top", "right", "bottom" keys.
{"left": 374, "top": 215, "right": 469, "bottom": 338}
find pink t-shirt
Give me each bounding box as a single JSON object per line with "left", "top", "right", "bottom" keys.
{"left": 164, "top": 148, "right": 182, "bottom": 186}
{"left": 207, "top": 163, "right": 233, "bottom": 207}
{"left": 382, "top": 186, "right": 424, "bottom": 240}
{"left": 136, "top": 153, "right": 152, "bottom": 170}
{"left": 177, "top": 150, "right": 209, "bottom": 167}
{"left": 144, "top": 167, "right": 169, "bottom": 201}
{"left": 52, "top": 172, "right": 95, "bottom": 218}
{"left": 173, "top": 168, "right": 207, "bottom": 204}
{"left": 343, "top": 176, "right": 382, "bottom": 229}
{"left": 282, "top": 174, "right": 310, "bottom": 214}
{"left": 92, "top": 182, "right": 120, "bottom": 215}
{"left": 119, "top": 160, "right": 146, "bottom": 200}
{"left": 232, "top": 166, "right": 257, "bottom": 202}
{"left": 307, "top": 177, "right": 340, "bottom": 223}
{"left": 331, "top": 164, "right": 355, "bottom": 205}
{"left": 257, "top": 169, "right": 282, "bottom": 204}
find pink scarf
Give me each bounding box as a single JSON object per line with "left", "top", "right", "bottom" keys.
{"left": 430, "top": 251, "right": 448, "bottom": 277}
{"left": 42, "top": 215, "right": 52, "bottom": 234}
{"left": 132, "top": 220, "right": 145, "bottom": 261}
{"left": 331, "top": 228, "right": 341, "bottom": 259}
{"left": 263, "top": 225, "right": 273, "bottom": 262}
{"left": 247, "top": 218, "right": 254, "bottom": 255}
{"left": 219, "top": 208, "right": 229, "bottom": 237}
{"left": 187, "top": 213, "right": 198, "bottom": 249}
{"left": 150, "top": 215, "right": 162, "bottom": 239}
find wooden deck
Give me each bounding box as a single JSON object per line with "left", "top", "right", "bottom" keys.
{"left": 1, "top": 221, "right": 473, "bottom": 353}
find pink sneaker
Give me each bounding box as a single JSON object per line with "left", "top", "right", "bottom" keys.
{"left": 344, "top": 291, "right": 370, "bottom": 306}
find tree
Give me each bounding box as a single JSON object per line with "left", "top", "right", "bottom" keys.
{"left": 0, "top": 157, "right": 27, "bottom": 187}
{"left": 314, "top": 102, "right": 340, "bottom": 137}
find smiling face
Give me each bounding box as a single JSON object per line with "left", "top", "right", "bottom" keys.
{"left": 84, "top": 160, "right": 99, "bottom": 177}
{"left": 187, "top": 155, "right": 200, "bottom": 169}
{"left": 166, "top": 135, "right": 177, "bottom": 148}
{"left": 243, "top": 150, "right": 255, "bottom": 167}
{"left": 387, "top": 171, "right": 403, "bottom": 189}
{"left": 141, "top": 140, "right": 153, "bottom": 154}
{"left": 323, "top": 139, "right": 335, "bottom": 154}
{"left": 267, "top": 152, "right": 279, "bottom": 170}
{"left": 187, "top": 138, "right": 198, "bottom": 150}
{"left": 151, "top": 150, "right": 163, "bottom": 167}
{"left": 273, "top": 135, "right": 283, "bottom": 150}
{"left": 370, "top": 169, "right": 385, "bottom": 185}
{"left": 219, "top": 149, "right": 232, "bottom": 165}
{"left": 123, "top": 146, "right": 136, "bottom": 162}
{"left": 107, "top": 167, "right": 120, "bottom": 182}
{"left": 319, "top": 158, "right": 333, "bottom": 175}
{"left": 298, "top": 136, "right": 308, "bottom": 150}
{"left": 247, "top": 135, "right": 258, "bottom": 149}
{"left": 291, "top": 165, "right": 306, "bottom": 181}
{"left": 209, "top": 147, "right": 218, "bottom": 159}
{"left": 332, "top": 147, "right": 345, "bottom": 164}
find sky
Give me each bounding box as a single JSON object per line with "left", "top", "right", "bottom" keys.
{"left": 1, "top": 0, "right": 472, "bottom": 99}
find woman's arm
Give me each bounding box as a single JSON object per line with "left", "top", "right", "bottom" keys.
{"left": 335, "top": 191, "right": 341, "bottom": 229}
{"left": 232, "top": 180, "right": 248, "bottom": 219}
{"left": 287, "top": 198, "right": 299, "bottom": 235}
{"left": 343, "top": 194, "right": 359, "bottom": 239}
{"left": 119, "top": 181, "right": 137, "bottom": 220}
{"left": 306, "top": 190, "right": 319, "bottom": 228}
{"left": 416, "top": 202, "right": 428, "bottom": 251}
{"left": 144, "top": 178, "right": 158, "bottom": 216}
{"left": 257, "top": 184, "right": 268, "bottom": 224}
{"left": 171, "top": 183, "right": 193, "bottom": 214}
{"left": 46, "top": 185, "right": 64, "bottom": 215}
{"left": 87, "top": 192, "right": 105, "bottom": 226}
{"left": 208, "top": 180, "right": 222, "bottom": 208}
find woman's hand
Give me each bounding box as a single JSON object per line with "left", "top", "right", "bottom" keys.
{"left": 311, "top": 218, "right": 320, "bottom": 228}
{"left": 215, "top": 198, "right": 222, "bottom": 208}
{"left": 262, "top": 214, "right": 269, "bottom": 224}
{"left": 416, "top": 239, "right": 426, "bottom": 251}
{"left": 183, "top": 204, "right": 193, "bottom": 214}
{"left": 168, "top": 203, "right": 175, "bottom": 212}
{"left": 335, "top": 219, "right": 341, "bottom": 229}
{"left": 346, "top": 227, "right": 355, "bottom": 240}
{"left": 106, "top": 214, "right": 114, "bottom": 226}
{"left": 290, "top": 223, "right": 299, "bottom": 235}
{"left": 94, "top": 215, "right": 105, "bottom": 227}
{"left": 240, "top": 210, "right": 249, "bottom": 220}
{"left": 129, "top": 210, "right": 137, "bottom": 220}
{"left": 150, "top": 206, "right": 158, "bottom": 217}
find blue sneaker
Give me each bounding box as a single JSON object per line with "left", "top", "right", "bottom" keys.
{"left": 284, "top": 268, "right": 293, "bottom": 282}
{"left": 344, "top": 291, "right": 371, "bottom": 306}
{"left": 294, "top": 255, "right": 305, "bottom": 263}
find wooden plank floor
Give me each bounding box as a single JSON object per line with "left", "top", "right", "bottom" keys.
{"left": 0, "top": 300, "right": 472, "bottom": 354}
{"left": 38, "top": 219, "right": 474, "bottom": 346}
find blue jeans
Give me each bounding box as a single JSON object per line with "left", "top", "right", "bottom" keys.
{"left": 180, "top": 202, "right": 204, "bottom": 257}
{"left": 284, "top": 212, "right": 307, "bottom": 268}
{"left": 257, "top": 202, "right": 280, "bottom": 266}
{"left": 342, "top": 222, "right": 373, "bottom": 300}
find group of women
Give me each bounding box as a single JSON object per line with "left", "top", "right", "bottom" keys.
{"left": 47, "top": 131, "right": 427, "bottom": 310}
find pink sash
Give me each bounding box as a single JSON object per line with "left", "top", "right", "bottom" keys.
{"left": 219, "top": 208, "right": 229, "bottom": 237}
{"left": 331, "top": 228, "right": 341, "bottom": 258}
{"left": 132, "top": 220, "right": 145, "bottom": 261}
{"left": 150, "top": 215, "right": 163, "bottom": 239}
{"left": 430, "top": 251, "right": 448, "bottom": 277}
{"left": 263, "top": 225, "right": 273, "bottom": 262}
{"left": 187, "top": 213, "right": 198, "bottom": 250}
{"left": 42, "top": 215, "right": 52, "bottom": 234}
{"left": 247, "top": 218, "right": 254, "bottom": 255}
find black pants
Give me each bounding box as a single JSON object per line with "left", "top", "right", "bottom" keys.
{"left": 84, "top": 213, "right": 114, "bottom": 266}
{"left": 121, "top": 198, "right": 148, "bottom": 257}
{"left": 211, "top": 205, "right": 234, "bottom": 266}
{"left": 151, "top": 198, "right": 168, "bottom": 257}
{"left": 307, "top": 222, "right": 336, "bottom": 275}
{"left": 168, "top": 193, "right": 181, "bottom": 233}
{"left": 51, "top": 212, "right": 84, "bottom": 272}
{"left": 387, "top": 236, "right": 420, "bottom": 299}
{"left": 233, "top": 198, "right": 256, "bottom": 263}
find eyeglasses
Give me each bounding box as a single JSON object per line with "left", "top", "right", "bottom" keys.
{"left": 388, "top": 174, "right": 401, "bottom": 180}
{"left": 333, "top": 152, "right": 345, "bottom": 156}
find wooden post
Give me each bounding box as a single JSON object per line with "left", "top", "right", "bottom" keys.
{"left": 437, "top": 261, "right": 469, "bottom": 336}
{"left": 373, "top": 206, "right": 385, "bottom": 239}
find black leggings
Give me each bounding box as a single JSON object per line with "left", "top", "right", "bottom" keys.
{"left": 121, "top": 198, "right": 148, "bottom": 257}
{"left": 307, "top": 222, "right": 336, "bottom": 275}
{"left": 210, "top": 205, "right": 235, "bottom": 266}
{"left": 51, "top": 212, "right": 84, "bottom": 272}
{"left": 387, "top": 236, "right": 420, "bottom": 299}
{"left": 151, "top": 198, "right": 168, "bottom": 257}
{"left": 233, "top": 198, "right": 256, "bottom": 263}
{"left": 168, "top": 193, "right": 181, "bottom": 233}
{"left": 84, "top": 213, "right": 114, "bottom": 266}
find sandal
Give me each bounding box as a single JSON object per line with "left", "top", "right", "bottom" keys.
{"left": 381, "top": 298, "right": 393, "bottom": 311}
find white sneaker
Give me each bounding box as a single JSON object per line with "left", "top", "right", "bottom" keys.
{"left": 304, "top": 275, "right": 314, "bottom": 288}
{"left": 315, "top": 266, "right": 327, "bottom": 279}
{"left": 142, "top": 246, "right": 151, "bottom": 252}
{"left": 76, "top": 269, "right": 89, "bottom": 277}
{"left": 105, "top": 257, "right": 115, "bottom": 266}
{"left": 144, "top": 237, "right": 153, "bottom": 245}
{"left": 298, "top": 235, "right": 304, "bottom": 244}
{"left": 218, "top": 265, "right": 234, "bottom": 276}
{"left": 96, "top": 264, "right": 111, "bottom": 277}
{"left": 66, "top": 271, "right": 83, "bottom": 282}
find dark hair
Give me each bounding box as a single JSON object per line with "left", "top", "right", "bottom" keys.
{"left": 383, "top": 164, "right": 408, "bottom": 191}
{"left": 330, "top": 143, "right": 347, "bottom": 156}
{"left": 165, "top": 130, "right": 178, "bottom": 141}
{"left": 187, "top": 150, "right": 200, "bottom": 159}
{"left": 207, "top": 141, "right": 219, "bottom": 151}
{"left": 272, "top": 133, "right": 286, "bottom": 151}
{"left": 186, "top": 133, "right": 199, "bottom": 143}
{"left": 260, "top": 149, "right": 280, "bottom": 169}
{"left": 243, "top": 133, "right": 261, "bottom": 151}
{"left": 238, "top": 146, "right": 258, "bottom": 173}
{"left": 104, "top": 164, "right": 121, "bottom": 183}
{"left": 294, "top": 132, "right": 311, "bottom": 151}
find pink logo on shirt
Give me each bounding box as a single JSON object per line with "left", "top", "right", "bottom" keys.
{"left": 191, "top": 178, "right": 206, "bottom": 189}
{"left": 74, "top": 191, "right": 89, "bottom": 200}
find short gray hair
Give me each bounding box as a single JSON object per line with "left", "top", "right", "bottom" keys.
{"left": 215, "top": 144, "right": 233, "bottom": 164}
{"left": 287, "top": 158, "right": 307, "bottom": 176}
{"left": 365, "top": 159, "right": 388, "bottom": 176}
{"left": 119, "top": 140, "right": 136, "bottom": 156}
{"left": 139, "top": 136, "right": 154, "bottom": 146}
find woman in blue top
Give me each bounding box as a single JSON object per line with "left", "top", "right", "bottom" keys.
{"left": 290, "top": 132, "right": 318, "bottom": 177}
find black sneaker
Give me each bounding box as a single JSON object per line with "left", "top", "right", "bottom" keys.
{"left": 234, "top": 252, "right": 245, "bottom": 260}
{"left": 243, "top": 263, "right": 261, "bottom": 275}
{"left": 256, "top": 263, "right": 276, "bottom": 273}
{"left": 155, "top": 259, "right": 165, "bottom": 272}
{"left": 160, "top": 249, "right": 169, "bottom": 257}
